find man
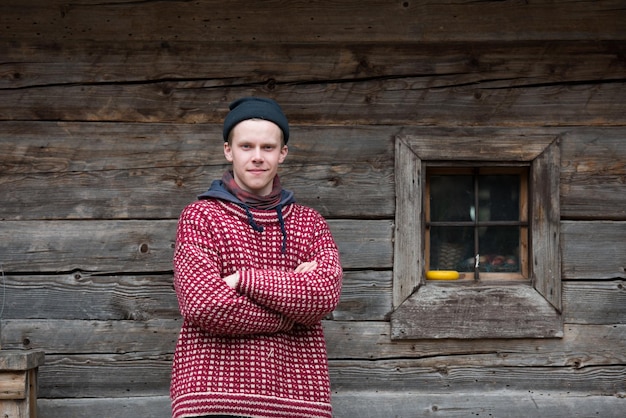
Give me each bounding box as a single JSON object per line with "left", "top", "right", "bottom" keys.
{"left": 170, "top": 97, "right": 343, "bottom": 418}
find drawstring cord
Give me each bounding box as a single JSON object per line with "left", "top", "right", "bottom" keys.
{"left": 243, "top": 205, "right": 264, "bottom": 233}
{"left": 242, "top": 204, "right": 288, "bottom": 254}
{"left": 276, "top": 205, "right": 287, "bottom": 254}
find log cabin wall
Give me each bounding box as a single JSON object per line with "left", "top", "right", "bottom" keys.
{"left": 1, "top": 1, "right": 625, "bottom": 416}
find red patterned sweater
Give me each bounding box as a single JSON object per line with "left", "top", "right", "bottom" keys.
{"left": 171, "top": 198, "right": 343, "bottom": 418}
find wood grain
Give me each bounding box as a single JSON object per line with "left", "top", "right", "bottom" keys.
{"left": 3, "top": 1, "right": 624, "bottom": 43}
{"left": 2, "top": 124, "right": 623, "bottom": 220}
{"left": 0, "top": 219, "right": 393, "bottom": 272}
{"left": 35, "top": 392, "right": 626, "bottom": 418}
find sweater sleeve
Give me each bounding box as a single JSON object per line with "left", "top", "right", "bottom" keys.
{"left": 173, "top": 204, "right": 294, "bottom": 336}
{"left": 238, "top": 212, "right": 343, "bottom": 327}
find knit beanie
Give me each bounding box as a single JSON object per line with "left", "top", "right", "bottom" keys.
{"left": 222, "top": 97, "right": 290, "bottom": 143}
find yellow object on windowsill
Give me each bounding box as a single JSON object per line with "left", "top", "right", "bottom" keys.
{"left": 426, "top": 270, "right": 460, "bottom": 280}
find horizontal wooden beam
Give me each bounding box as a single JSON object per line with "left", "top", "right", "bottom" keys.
{"left": 1, "top": 220, "right": 620, "bottom": 280}
{"left": 33, "top": 391, "right": 626, "bottom": 418}
{"left": 3, "top": 1, "right": 624, "bottom": 43}
{"left": 25, "top": 354, "right": 626, "bottom": 398}
{"left": 0, "top": 219, "right": 393, "bottom": 273}
{"left": 2, "top": 76, "right": 624, "bottom": 126}
{"left": 2, "top": 124, "right": 624, "bottom": 220}
{"left": 3, "top": 320, "right": 625, "bottom": 364}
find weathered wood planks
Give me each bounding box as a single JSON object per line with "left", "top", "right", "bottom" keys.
{"left": 561, "top": 221, "right": 626, "bottom": 280}
{"left": 1, "top": 39, "right": 625, "bottom": 126}
{"left": 0, "top": 219, "right": 394, "bottom": 272}
{"left": 2, "top": 124, "right": 624, "bottom": 220}
{"left": 1, "top": 276, "right": 623, "bottom": 325}
{"left": 4, "top": 321, "right": 624, "bottom": 363}
{"left": 21, "top": 354, "right": 626, "bottom": 398}
{"left": 2, "top": 74, "right": 624, "bottom": 126}
{"left": 2, "top": 320, "right": 624, "bottom": 397}
{"left": 1, "top": 0, "right": 625, "bottom": 416}
{"left": 1, "top": 220, "right": 621, "bottom": 278}
{"left": 331, "top": 391, "right": 626, "bottom": 418}
{"left": 3, "top": 1, "right": 625, "bottom": 43}
{"left": 35, "top": 392, "right": 626, "bottom": 418}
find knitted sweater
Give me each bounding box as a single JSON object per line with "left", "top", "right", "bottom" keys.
{"left": 170, "top": 198, "right": 343, "bottom": 418}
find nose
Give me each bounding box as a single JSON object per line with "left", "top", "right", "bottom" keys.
{"left": 251, "top": 146, "right": 263, "bottom": 162}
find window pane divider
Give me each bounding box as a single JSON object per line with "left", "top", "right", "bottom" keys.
{"left": 427, "top": 221, "right": 528, "bottom": 227}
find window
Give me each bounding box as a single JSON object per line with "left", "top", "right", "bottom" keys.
{"left": 426, "top": 167, "right": 529, "bottom": 281}
{"left": 391, "top": 131, "right": 563, "bottom": 339}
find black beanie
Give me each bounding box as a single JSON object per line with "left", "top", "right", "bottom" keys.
{"left": 222, "top": 97, "right": 290, "bottom": 143}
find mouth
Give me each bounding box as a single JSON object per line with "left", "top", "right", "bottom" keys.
{"left": 248, "top": 169, "right": 267, "bottom": 175}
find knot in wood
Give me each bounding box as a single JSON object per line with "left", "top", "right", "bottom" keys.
{"left": 265, "top": 78, "right": 277, "bottom": 90}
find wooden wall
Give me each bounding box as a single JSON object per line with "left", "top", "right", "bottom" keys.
{"left": 1, "top": 1, "right": 625, "bottom": 416}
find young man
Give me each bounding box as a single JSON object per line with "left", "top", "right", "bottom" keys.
{"left": 170, "top": 97, "right": 343, "bottom": 418}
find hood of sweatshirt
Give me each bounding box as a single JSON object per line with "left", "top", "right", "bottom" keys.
{"left": 197, "top": 179, "right": 296, "bottom": 208}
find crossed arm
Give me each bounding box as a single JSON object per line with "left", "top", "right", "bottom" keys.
{"left": 224, "top": 260, "right": 318, "bottom": 288}
{"left": 173, "top": 204, "right": 342, "bottom": 336}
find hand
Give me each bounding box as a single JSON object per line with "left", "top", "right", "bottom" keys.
{"left": 224, "top": 271, "right": 240, "bottom": 289}
{"left": 294, "top": 260, "right": 318, "bottom": 273}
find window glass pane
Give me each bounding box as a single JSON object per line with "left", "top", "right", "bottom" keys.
{"left": 478, "top": 175, "right": 520, "bottom": 222}
{"left": 430, "top": 226, "right": 474, "bottom": 271}
{"left": 428, "top": 171, "right": 526, "bottom": 277}
{"left": 430, "top": 175, "right": 473, "bottom": 222}
{"left": 478, "top": 226, "right": 520, "bottom": 272}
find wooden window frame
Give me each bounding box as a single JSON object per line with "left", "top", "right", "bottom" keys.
{"left": 391, "top": 131, "right": 562, "bottom": 339}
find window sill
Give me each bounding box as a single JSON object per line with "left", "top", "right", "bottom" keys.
{"left": 390, "top": 284, "right": 563, "bottom": 339}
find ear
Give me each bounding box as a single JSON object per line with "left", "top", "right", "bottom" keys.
{"left": 224, "top": 142, "right": 233, "bottom": 162}
{"left": 278, "top": 145, "right": 288, "bottom": 164}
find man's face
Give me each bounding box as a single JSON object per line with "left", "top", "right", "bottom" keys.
{"left": 224, "top": 119, "right": 288, "bottom": 196}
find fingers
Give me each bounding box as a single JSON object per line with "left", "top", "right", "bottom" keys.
{"left": 223, "top": 272, "right": 240, "bottom": 289}
{"left": 294, "top": 260, "right": 318, "bottom": 273}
